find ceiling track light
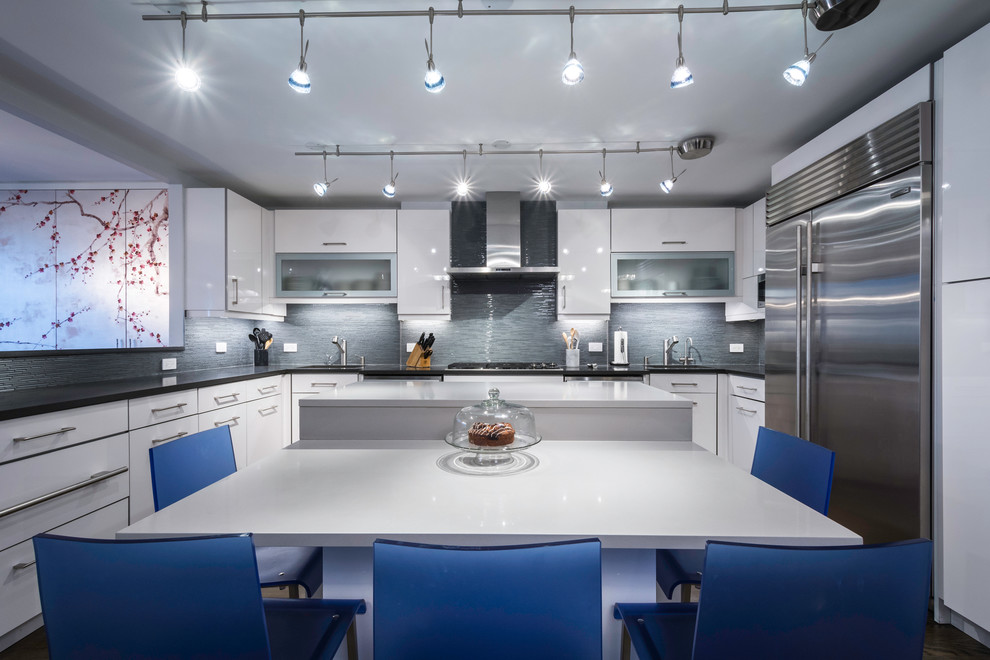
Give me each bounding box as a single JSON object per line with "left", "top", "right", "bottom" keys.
{"left": 288, "top": 10, "right": 311, "bottom": 94}
{"left": 455, "top": 150, "right": 469, "bottom": 197}
{"left": 784, "top": 0, "right": 834, "bottom": 86}
{"left": 670, "top": 5, "right": 694, "bottom": 89}
{"left": 561, "top": 5, "right": 584, "bottom": 86}
{"left": 535, "top": 149, "right": 552, "bottom": 195}
{"left": 174, "top": 9, "right": 202, "bottom": 92}
{"left": 660, "top": 148, "right": 688, "bottom": 194}
{"left": 599, "top": 148, "right": 613, "bottom": 198}
{"left": 424, "top": 7, "right": 445, "bottom": 93}
{"left": 382, "top": 151, "right": 399, "bottom": 198}
{"left": 313, "top": 149, "right": 339, "bottom": 196}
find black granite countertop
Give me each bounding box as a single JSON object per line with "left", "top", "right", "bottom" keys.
{"left": 0, "top": 362, "right": 763, "bottom": 421}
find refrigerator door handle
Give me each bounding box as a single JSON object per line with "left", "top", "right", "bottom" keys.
{"left": 795, "top": 223, "right": 803, "bottom": 437}
{"left": 804, "top": 220, "right": 814, "bottom": 442}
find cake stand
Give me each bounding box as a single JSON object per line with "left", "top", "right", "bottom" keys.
{"left": 439, "top": 432, "right": 542, "bottom": 476}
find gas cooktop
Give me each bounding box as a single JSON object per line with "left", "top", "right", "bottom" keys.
{"left": 446, "top": 362, "right": 562, "bottom": 371}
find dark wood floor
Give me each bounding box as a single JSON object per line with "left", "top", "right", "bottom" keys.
{"left": 2, "top": 613, "right": 988, "bottom": 659}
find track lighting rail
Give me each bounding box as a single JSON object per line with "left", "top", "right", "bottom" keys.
{"left": 294, "top": 145, "right": 679, "bottom": 158}
{"left": 143, "top": 3, "right": 804, "bottom": 22}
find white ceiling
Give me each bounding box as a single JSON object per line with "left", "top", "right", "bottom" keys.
{"left": 0, "top": 0, "right": 988, "bottom": 209}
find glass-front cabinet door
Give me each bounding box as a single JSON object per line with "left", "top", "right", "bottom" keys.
{"left": 611, "top": 252, "right": 734, "bottom": 298}
{"left": 276, "top": 253, "right": 397, "bottom": 298}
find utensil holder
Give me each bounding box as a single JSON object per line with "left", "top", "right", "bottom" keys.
{"left": 405, "top": 344, "right": 431, "bottom": 369}
{"left": 565, "top": 349, "right": 580, "bottom": 368}
{"left": 254, "top": 349, "right": 269, "bottom": 367}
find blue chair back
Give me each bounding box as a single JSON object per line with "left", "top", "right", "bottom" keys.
{"left": 33, "top": 533, "right": 272, "bottom": 659}
{"left": 150, "top": 425, "right": 237, "bottom": 511}
{"left": 374, "top": 538, "right": 603, "bottom": 660}
{"left": 691, "top": 539, "right": 932, "bottom": 660}
{"left": 751, "top": 426, "right": 835, "bottom": 515}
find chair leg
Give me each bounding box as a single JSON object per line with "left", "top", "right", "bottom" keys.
{"left": 346, "top": 619, "right": 360, "bottom": 660}
{"left": 288, "top": 584, "right": 300, "bottom": 599}
{"left": 620, "top": 624, "right": 631, "bottom": 660}
{"left": 680, "top": 583, "right": 693, "bottom": 603}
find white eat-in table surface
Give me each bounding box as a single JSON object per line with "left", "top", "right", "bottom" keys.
{"left": 118, "top": 440, "right": 861, "bottom": 659}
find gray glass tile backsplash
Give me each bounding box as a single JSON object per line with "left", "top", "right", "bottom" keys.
{"left": 1, "top": 292, "right": 762, "bottom": 390}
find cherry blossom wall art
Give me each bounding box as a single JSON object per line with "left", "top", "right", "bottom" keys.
{"left": 0, "top": 188, "right": 170, "bottom": 351}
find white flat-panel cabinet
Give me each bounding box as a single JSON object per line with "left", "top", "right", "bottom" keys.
{"left": 752, "top": 197, "right": 766, "bottom": 275}
{"left": 291, "top": 373, "right": 360, "bottom": 444}
{"left": 941, "top": 279, "right": 990, "bottom": 631}
{"left": 726, "top": 198, "right": 766, "bottom": 321}
{"left": 246, "top": 395, "right": 284, "bottom": 465}
{"left": 611, "top": 208, "right": 735, "bottom": 253}
{"left": 726, "top": 375, "right": 765, "bottom": 470}
{"left": 648, "top": 374, "right": 717, "bottom": 454}
{"left": 274, "top": 210, "right": 397, "bottom": 253}
{"left": 557, "top": 209, "right": 611, "bottom": 318}
{"left": 942, "top": 22, "right": 990, "bottom": 283}
{"left": 199, "top": 403, "right": 248, "bottom": 469}
{"left": 227, "top": 189, "right": 263, "bottom": 314}
{"left": 397, "top": 209, "right": 450, "bottom": 318}
{"left": 127, "top": 416, "right": 201, "bottom": 522}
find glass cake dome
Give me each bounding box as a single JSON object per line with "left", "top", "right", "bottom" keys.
{"left": 445, "top": 387, "right": 541, "bottom": 453}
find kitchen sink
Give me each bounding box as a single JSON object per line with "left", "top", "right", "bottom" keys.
{"left": 293, "top": 365, "right": 363, "bottom": 372}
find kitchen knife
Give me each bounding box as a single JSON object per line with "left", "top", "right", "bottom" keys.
{"left": 424, "top": 333, "right": 435, "bottom": 349}
{"left": 417, "top": 332, "right": 426, "bottom": 348}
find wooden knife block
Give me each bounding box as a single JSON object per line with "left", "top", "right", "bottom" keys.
{"left": 405, "top": 344, "right": 431, "bottom": 369}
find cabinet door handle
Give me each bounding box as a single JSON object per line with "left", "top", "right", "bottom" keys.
{"left": 561, "top": 285, "right": 567, "bottom": 310}
{"left": 310, "top": 382, "right": 338, "bottom": 387}
{"left": 662, "top": 241, "right": 687, "bottom": 245}
{"left": 671, "top": 382, "right": 698, "bottom": 387}
{"left": 258, "top": 405, "right": 279, "bottom": 415}
{"left": 257, "top": 385, "right": 278, "bottom": 394}
{"left": 322, "top": 242, "right": 347, "bottom": 246}
{"left": 232, "top": 277, "right": 239, "bottom": 305}
{"left": 735, "top": 406, "right": 758, "bottom": 414}
{"left": 322, "top": 292, "right": 347, "bottom": 297}
{"left": 13, "top": 427, "right": 77, "bottom": 442}
{"left": 13, "top": 560, "right": 36, "bottom": 570}
{"left": 0, "top": 466, "right": 128, "bottom": 520}
{"left": 214, "top": 393, "right": 240, "bottom": 404}
{"left": 735, "top": 385, "right": 758, "bottom": 392}
{"left": 152, "top": 431, "right": 189, "bottom": 445}
{"left": 663, "top": 291, "right": 687, "bottom": 296}
{"left": 213, "top": 416, "right": 241, "bottom": 427}
{"left": 441, "top": 285, "right": 446, "bottom": 310}
{"left": 151, "top": 402, "right": 188, "bottom": 414}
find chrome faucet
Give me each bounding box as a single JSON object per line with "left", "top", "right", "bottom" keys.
{"left": 663, "top": 336, "right": 679, "bottom": 366}
{"left": 679, "top": 337, "right": 697, "bottom": 365}
{"left": 330, "top": 336, "right": 347, "bottom": 366}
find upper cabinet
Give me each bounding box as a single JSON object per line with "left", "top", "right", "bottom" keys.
{"left": 397, "top": 209, "right": 450, "bottom": 319}
{"left": 726, "top": 197, "right": 766, "bottom": 321}
{"left": 610, "top": 208, "right": 735, "bottom": 253}
{"left": 557, "top": 209, "right": 611, "bottom": 319}
{"left": 185, "top": 188, "right": 284, "bottom": 321}
{"left": 274, "top": 210, "right": 396, "bottom": 253}
{"left": 941, "top": 22, "right": 990, "bottom": 284}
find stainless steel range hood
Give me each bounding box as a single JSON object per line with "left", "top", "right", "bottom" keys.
{"left": 447, "top": 192, "right": 559, "bottom": 279}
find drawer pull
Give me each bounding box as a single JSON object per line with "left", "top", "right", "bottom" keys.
{"left": 735, "top": 386, "right": 758, "bottom": 392}
{"left": 152, "top": 431, "right": 189, "bottom": 445}
{"left": 151, "top": 403, "right": 188, "bottom": 414}
{"left": 311, "top": 382, "right": 338, "bottom": 387}
{"left": 670, "top": 382, "right": 698, "bottom": 387}
{"left": 322, "top": 242, "right": 347, "bottom": 246}
{"left": 213, "top": 416, "right": 241, "bottom": 427}
{"left": 0, "top": 466, "right": 128, "bottom": 520}
{"left": 257, "top": 385, "right": 279, "bottom": 394}
{"left": 213, "top": 393, "right": 240, "bottom": 404}
{"left": 13, "top": 560, "right": 36, "bottom": 570}
{"left": 662, "top": 241, "right": 687, "bottom": 245}
{"left": 735, "top": 406, "right": 758, "bottom": 415}
{"left": 662, "top": 291, "right": 688, "bottom": 296}
{"left": 13, "top": 427, "right": 77, "bottom": 442}
{"left": 258, "top": 405, "right": 279, "bottom": 415}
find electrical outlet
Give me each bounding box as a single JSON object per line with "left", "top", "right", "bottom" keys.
{"left": 161, "top": 358, "right": 177, "bottom": 371}
{"left": 406, "top": 343, "right": 416, "bottom": 353}
{"left": 216, "top": 342, "right": 227, "bottom": 353}
{"left": 730, "top": 343, "right": 744, "bottom": 353}
{"left": 589, "top": 342, "right": 603, "bottom": 353}
{"left": 284, "top": 343, "right": 298, "bottom": 352}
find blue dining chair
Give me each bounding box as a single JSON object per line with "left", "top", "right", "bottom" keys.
{"left": 656, "top": 426, "right": 836, "bottom": 601}
{"left": 373, "top": 537, "right": 603, "bottom": 660}
{"left": 33, "top": 532, "right": 365, "bottom": 659}
{"left": 149, "top": 425, "right": 322, "bottom": 598}
{"left": 615, "top": 538, "right": 932, "bottom": 660}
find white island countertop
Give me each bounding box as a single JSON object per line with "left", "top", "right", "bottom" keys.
{"left": 298, "top": 379, "right": 690, "bottom": 408}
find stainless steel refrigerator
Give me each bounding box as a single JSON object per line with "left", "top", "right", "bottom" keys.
{"left": 764, "top": 103, "right": 932, "bottom": 545}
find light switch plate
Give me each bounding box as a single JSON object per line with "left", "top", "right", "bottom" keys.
{"left": 284, "top": 343, "right": 298, "bottom": 352}
{"left": 161, "top": 358, "right": 177, "bottom": 371}
{"left": 589, "top": 342, "right": 603, "bottom": 353}
{"left": 729, "top": 343, "right": 744, "bottom": 353}
{"left": 216, "top": 342, "right": 227, "bottom": 353}
{"left": 406, "top": 343, "right": 416, "bottom": 353}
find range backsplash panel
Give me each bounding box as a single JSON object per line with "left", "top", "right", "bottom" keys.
{"left": 449, "top": 200, "right": 557, "bottom": 268}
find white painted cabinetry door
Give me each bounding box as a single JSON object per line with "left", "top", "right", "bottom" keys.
{"left": 557, "top": 209, "right": 611, "bottom": 318}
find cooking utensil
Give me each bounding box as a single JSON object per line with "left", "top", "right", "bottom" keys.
{"left": 264, "top": 338, "right": 273, "bottom": 350}
{"left": 562, "top": 332, "right": 570, "bottom": 349}
{"left": 248, "top": 333, "right": 259, "bottom": 347}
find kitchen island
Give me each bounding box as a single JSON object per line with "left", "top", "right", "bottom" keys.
{"left": 118, "top": 440, "right": 860, "bottom": 659}
{"left": 298, "top": 379, "right": 692, "bottom": 443}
